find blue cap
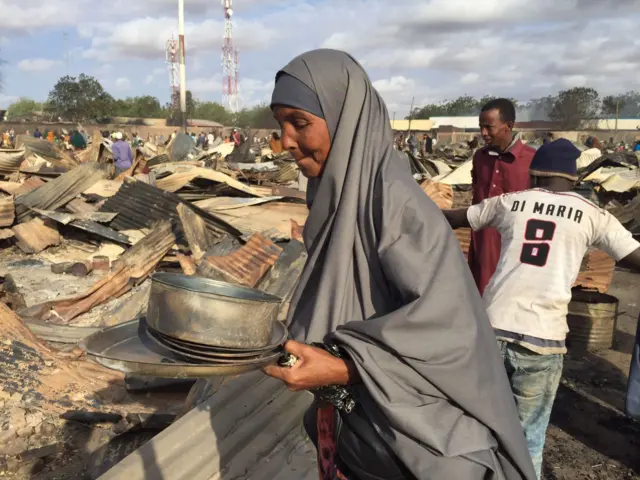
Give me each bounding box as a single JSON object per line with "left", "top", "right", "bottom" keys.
{"left": 530, "top": 138, "right": 580, "bottom": 181}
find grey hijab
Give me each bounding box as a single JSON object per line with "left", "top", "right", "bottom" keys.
{"left": 279, "top": 49, "right": 535, "bottom": 480}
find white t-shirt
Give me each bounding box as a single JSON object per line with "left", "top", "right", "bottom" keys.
{"left": 467, "top": 189, "right": 639, "bottom": 353}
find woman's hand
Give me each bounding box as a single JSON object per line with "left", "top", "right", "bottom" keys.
{"left": 263, "top": 340, "right": 360, "bottom": 391}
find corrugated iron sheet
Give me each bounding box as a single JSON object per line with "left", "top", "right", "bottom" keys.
{"left": 202, "top": 233, "right": 282, "bottom": 287}
{"left": 0, "top": 196, "right": 15, "bottom": 227}
{"left": 155, "top": 167, "right": 261, "bottom": 197}
{"left": 15, "top": 135, "right": 79, "bottom": 170}
{"left": 421, "top": 179, "right": 453, "bottom": 209}
{"left": 574, "top": 249, "right": 616, "bottom": 293}
{"left": 201, "top": 202, "right": 309, "bottom": 241}
{"left": 99, "top": 373, "right": 316, "bottom": 480}
{"left": 14, "top": 163, "right": 110, "bottom": 223}
{"left": 0, "top": 148, "right": 26, "bottom": 175}
{"left": 454, "top": 228, "right": 471, "bottom": 259}
{"left": 14, "top": 177, "right": 46, "bottom": 195}
{"left": 99, "top": 179, "right": 242, "bottom": 240}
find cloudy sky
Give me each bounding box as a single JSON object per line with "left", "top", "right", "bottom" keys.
{"left": 2, "top": 0, "right": 640, "bottom": 115}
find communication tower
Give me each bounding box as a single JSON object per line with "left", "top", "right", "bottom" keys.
{"left": 222, "top": 0, "right": 240, "bottom": 112}
{"left": 166, "top": 37, "right": 180, "bottom": 111}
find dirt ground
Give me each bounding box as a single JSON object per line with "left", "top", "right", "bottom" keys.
{"left": 543, "top": 269, "right": 640, "bottom": 480}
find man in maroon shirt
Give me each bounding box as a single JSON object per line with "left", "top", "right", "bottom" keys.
{"left": 469, "top": 98, "right": 535, "bottom": 294}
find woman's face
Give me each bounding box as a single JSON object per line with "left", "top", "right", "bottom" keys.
{"left": 273, "top": 106, "right": 331, "bottom": 178}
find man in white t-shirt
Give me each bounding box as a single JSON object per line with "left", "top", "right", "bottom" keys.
{"left": 444, "top": 138, "right": 640, "bottom": 479}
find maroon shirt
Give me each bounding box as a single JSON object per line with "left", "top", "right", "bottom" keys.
{"left": 469, "top": 137, "right": 535, "bottom": 295}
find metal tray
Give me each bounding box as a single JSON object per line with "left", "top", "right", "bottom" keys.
{"left": 146, "top": 328, "right": 272, "bottom": 363}
{"left": 80, "top": 318, "right": 283, "bottom": 378}
{"left": 148, "top": 321, "right": 288, "bottom": 357}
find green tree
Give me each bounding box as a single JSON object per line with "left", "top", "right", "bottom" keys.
{"left": 233, "top": 104, "right": 279, "bottom": 129}
{"left": 410, "top": 95, "right": 518, "bottom": 119}
{"left": 549, "top": 87, "right": 600, "bottom": 130}
{"left": 46, "top": 74, "right": 114, "bottom": 122}
{"left": 602, "top": 95, "right": 626, "bottom": 118}
{"left": 166, "top": 90, "right": 198, "bottom": 126}
{"left": 193, "top": 100, "right": 233, "bottom": 125}
{"left": 112, "top": 96, "right": 164, "bottom": 118}
{"left": 7, "top": 97, "right": 44, "bottom": 119}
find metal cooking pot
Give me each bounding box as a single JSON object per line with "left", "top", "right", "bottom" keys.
{"left": 147, "top": 273, "right": 282, "bottom": 349}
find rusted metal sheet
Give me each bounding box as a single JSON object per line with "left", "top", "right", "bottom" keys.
{"left": 574, "top": 248, "right": 616, "bottom": 293}
{"left": 12, "top": 218, "right": 61, "bottom": 253}
{"left": 210, "top": 202, "right": 309, "bottom": 241}
{"left": 454, "top": 228, "right": 471, "bottom": 259}
{"left": 99, "top": 373, "right": 316, "bottom": 480}
{"left": 65, "top": 197, "right": 98, "bottom": 214}
{"left": 14, "top": 176, "right": 46, "bottom": 195}
{"left": 0, "top": 196, "right": 15, "bottom": 227}
{"left": 257, "top": 239, "right": 307, "bottom": 321}
{"left": 421, "top": 179, "right": 453, "bottom": 209}
{"left": 15, "top": 135, "right": 79, "bottom": 170}
{"left": 176, "top": 203, "right": 213, "bottom": 262}
{"left": 155, "top": 167, "right": 261, "bottom": 197}
{"left": 15, "top": 163, "right": 110, "bottom": 223}
{"left": 99, "top": 179, "right": 242, "bottom": 240}
{"left": 201, "top": 233, "right": 282, "bottom": 287}
{"left": 0, "top": 148, "right": 26, "bottom": 175}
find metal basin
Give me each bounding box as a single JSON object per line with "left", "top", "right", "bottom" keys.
{"left": 147, "top": 273, "right": 282, "bottom": 349}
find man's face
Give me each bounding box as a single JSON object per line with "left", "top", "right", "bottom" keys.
{"left": 479, "top": 109, "right": 512, "bottom": 148}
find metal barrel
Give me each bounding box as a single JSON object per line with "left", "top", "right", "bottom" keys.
{"left": 566, "top": 288, "right": 619, "bottom": 352}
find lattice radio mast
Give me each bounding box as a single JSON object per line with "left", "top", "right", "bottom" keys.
{"left": 222, "top": 0, "right": 240, "bottom": 112}
{"left": 166, "top": 36, "right": 180, "bottom": 113}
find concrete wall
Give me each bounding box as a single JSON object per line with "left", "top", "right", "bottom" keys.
{"left": 430, "top": 116, "right": 478, "bottom": 129}
{"left": 583, "top": 119, "right": 640, "bottom": 131}
{"left": 390, "top": 119, "right": 433, "bottom": 131}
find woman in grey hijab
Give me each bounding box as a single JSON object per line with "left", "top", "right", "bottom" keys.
{"left": 263, "top": 49, "right": 535, "bottom": 480}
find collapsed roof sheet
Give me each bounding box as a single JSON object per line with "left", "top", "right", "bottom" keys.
{"left": 15, "top": 135, "right": 79, "bottom": 170}
{"left": 155, "top": 167, "right": 261, "bottom": 197}
{"left": 14, "top": 163, "right": 110, "bottom": 223}
{"left": 99, "top": 179, "right": 242, "bottom": 240}
{"left": 0, "top": 148, "right": 26, "bottom": 175}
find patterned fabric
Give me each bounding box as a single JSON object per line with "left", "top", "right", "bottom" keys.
{"left": 317, "top": 405, "right": 349, "bottom": 480}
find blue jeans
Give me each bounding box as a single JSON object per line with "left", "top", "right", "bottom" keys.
{"left": 626, "top": 315, "right": 640, "bottom": 419}
{"left": 497, "top": 341, "right": 563, "bottom": 480}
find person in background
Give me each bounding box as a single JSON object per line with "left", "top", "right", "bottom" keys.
{"left": 207, "top": 131, "right": 215, "bottom": 149}
{"left": 70, "top": 130, "right": 87, "bottom": 150}
{"left": 633, "top": 140, "right": 640, "bottom": 152}
{"left": 626, "top": 314, "right": 640, "bottom": 420}
{"left": 25, "top": 130, "right": 30, "bottom": 137}
{"left": 444, "top": 139, "right": 640, "bottom": 478}
{"left": 469, "top": 98, "right": 535, "bottom": 295}
{"left": 33, "top": 128, "right": 42, "bottom": 139}
{"left": 407, "top": 131, "right": 418, "bottom": 155}
{"left": 425, "top": 133, "right": 434, "bottom": 154}
{"left": 232, "top": 129, "right": 241, "bottom": 147}
{"left": 112, "top": 132, "right": 133, "bottom": 175}
{"left": 269, "top": 131, "right": 284, "bottom": 154}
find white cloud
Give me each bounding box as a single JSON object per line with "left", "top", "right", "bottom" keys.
{"left": 460, "top": 73, "right": 480, "bottom": 85}
{"left": 4, "top": 0, "right": 640, "bottom": 110}
{"left": 115, "top": 77, "right": 131, "bottom": 91}
{"left": 145, "top": 67, "right": 166, "bottom": 85}
{"left": 17, "top": 58, "right": 61, "bottom": 72}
